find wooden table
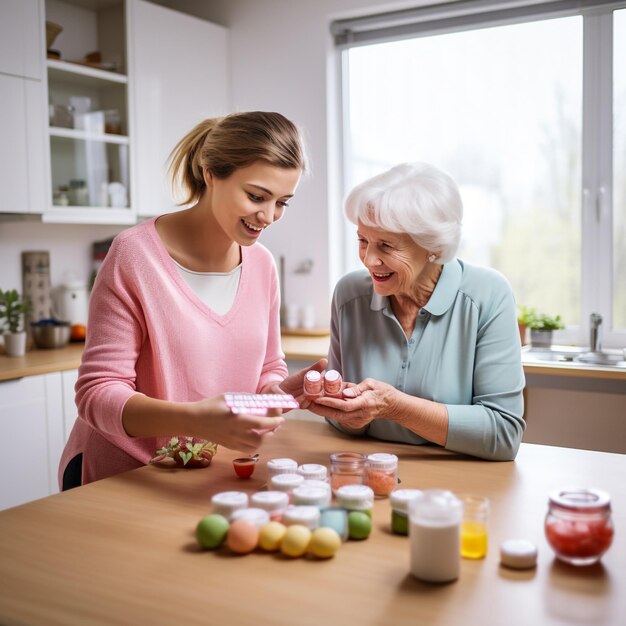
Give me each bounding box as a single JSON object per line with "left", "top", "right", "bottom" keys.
{"left": 0, "top": 420, "right": 623, "bottom": 626}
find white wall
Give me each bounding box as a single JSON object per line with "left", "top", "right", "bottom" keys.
{"left": 0, "top": 221, "right": 124, "bottom": 292}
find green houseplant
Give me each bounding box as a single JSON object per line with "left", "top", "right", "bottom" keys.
{"left": 517, "top": 306, "right": 564, "bottom": 348}
{"left": 0, "top": 289, "right": 32, "bottom": 357}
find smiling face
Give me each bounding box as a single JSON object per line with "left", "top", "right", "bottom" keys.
{"left": 357, "top": 221, "right": 431, "bottom": 298}
{"left": 204, "top": 161, "right": 301, "bottom": 246}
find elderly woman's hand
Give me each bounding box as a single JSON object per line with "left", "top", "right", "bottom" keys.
{"left": 310, "top": 378, "right": 399, "bottom": 429}
{"left": 276, "top": 358, "right": 328, "bottom": 408}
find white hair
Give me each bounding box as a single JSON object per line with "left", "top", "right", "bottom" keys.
{"left": 344, "top": 162, "right": 463, "bottom": 263}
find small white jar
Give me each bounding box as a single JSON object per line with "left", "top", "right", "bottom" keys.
{"left": 390, "top": 489, "right": 423, "bottom": 535}
{"left": 409, "top": 489, "right": 463, "bottom": 583}
{"left": 292, "top": 485, "right": 332, "bottom": 508}
{"left": 230, "top": 507, "right": 271, "bottom": 528}
{"left": 211, "top": 491, "right": 249, "bottom": 520}
{"left": 270, "top": 473, "right": 305, "bottom": 494}
{"left": 282, "top": 505, "right": 321, "bottom": 530}
{"left": 297, "top": 463, "right": 328, "bottom": 481}
{"left": 335, "top": 484, "right": 375, "bottom": 513}
{"left": 266, "top": 458, "right": 298, "bottom": 479}
{"left": 251, "top": 491, "right": 290, "bottom": 520}
{"left": 302, "top": 479, "right": 332, "bottom": 493}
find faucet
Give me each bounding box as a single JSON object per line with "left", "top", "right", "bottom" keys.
{"left": 590, "top": 313, "right": 602, "bottom": 353}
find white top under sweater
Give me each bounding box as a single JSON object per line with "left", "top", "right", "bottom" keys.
{"left": 173, "top": 260, "right": 242, "bottom": 315}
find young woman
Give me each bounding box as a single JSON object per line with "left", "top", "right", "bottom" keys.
{"left": 60, "top": 111, "right": 325, "bottom": 488}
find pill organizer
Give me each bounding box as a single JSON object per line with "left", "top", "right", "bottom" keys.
{"left": 225, "top": 393, "right": 299, "bottom": 415}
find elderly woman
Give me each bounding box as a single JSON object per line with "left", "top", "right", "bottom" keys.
{"left": 310, "top": 162, "right": 525, "bottom": 461}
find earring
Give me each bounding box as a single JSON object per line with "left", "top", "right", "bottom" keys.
{"left": 428, "top": 254, "right": 436, "bottom": 263}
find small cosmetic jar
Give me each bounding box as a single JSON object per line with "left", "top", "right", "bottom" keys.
{"left": 282, "top": 505, "right": 321, "bottom": 530}
{"left": 297, "top": 463, "right": 328, "bottom": 481}
{"left": 303, "top": 370, "right": 323, "bottom": 397}
{"left": 323, "top": 370, "right": 343, "bottom": 397}
{"left": 266, "top": 457, "right": 298, "bottom": 479}
{"left": 319, "top": 507, "right": 349, "bottom": 541}
{"left": 211, "top": 491, "right": 249, "bottom": 520}
{"left": 329, "top": 451, "right": 366, "bottom": 493}
{"left": 335, "top": 484, "right": 375, "bottom": 517}
{"left": 251, "top": 491, "right": 290, "bottom": 521}
{"left": 270, "top": 473, "right": 305, "bottom": 497}
{"left": 302, "top": 479, "right": 332, "bottom": 493}
{"left": 365, "top": 453, "right": 399, "bottom": 497}
{"left": 292, "top": 485, "right": 332, "bottom": 508}
{"left": 230, "top": 507, "right": 271, "bottom": 528}
{"left": 390, "top": 489, "right": 423, "bottom": 535}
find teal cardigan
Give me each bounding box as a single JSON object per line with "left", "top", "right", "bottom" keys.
{"left": 326, "top": 259, "right": 526, "bottom": 461}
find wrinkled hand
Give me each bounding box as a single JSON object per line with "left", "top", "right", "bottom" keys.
{"left": 193, "top": 395, "right": 285, "bottom": 454}
{"left": 277, "top": 358, "right": 328, "bottom": 409}
{"left": 310, "top": 378, "right": 398, "bottom": 430}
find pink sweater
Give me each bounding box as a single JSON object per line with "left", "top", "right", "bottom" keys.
{"left": 59, "top": 217, "right": 287, "bottom": 486}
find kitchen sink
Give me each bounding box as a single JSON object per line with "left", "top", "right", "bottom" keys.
{"left": 522, "top": 346, "right": 626, "bottom": 368}
{"left": 575, "top": 352, "right": 626, "bottom": 367}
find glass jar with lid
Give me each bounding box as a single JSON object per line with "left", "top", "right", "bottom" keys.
{"left": 329, "top": 451, "right": 365, "bottom": 493}
{"left": 544, "top": 488, "right": 614, "bottom": 566}
{"left": 365, "top": 453, "right": 398, "bottom": 496}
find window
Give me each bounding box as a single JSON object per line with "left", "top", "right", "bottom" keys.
{"left": 614, "top": 9, "right": 626, "bottom": 329}
{"left": 334, "top": 1, "right": 626, "bottom": 348}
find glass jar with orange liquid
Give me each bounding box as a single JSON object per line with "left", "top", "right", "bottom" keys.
{"left": 460, "top": 495, "right": 489, "bottom": 559}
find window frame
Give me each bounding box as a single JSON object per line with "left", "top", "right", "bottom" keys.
{"left": 333, "top": 0, "right": 626, "bottom": 349}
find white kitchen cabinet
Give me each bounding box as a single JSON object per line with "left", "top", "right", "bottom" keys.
{"left": 0, "top": 372, "right": 65, "bottom": 511}
{"left": 39, "top": 0, "right": 230, "bottom": 223}
{"left": 129, "top": 0, "right": 230, "bottom": 217}
{"left": 0, "top": 75, "right": 45, "bottom": 213}
{"left": 0, "top": 0, "right": 47, "bottom": 215}
{"left": 43, "top": 0, "right": 135, "bottom": 224}
{"left": 0, "top": 0, "right": 42, "bottom": 80}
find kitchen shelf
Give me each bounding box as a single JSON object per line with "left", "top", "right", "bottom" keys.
{"left": 42, "top": 206, "right": 135, "bottom": 225}
{"left": 49, "top": 127, "right": 129, "bottom": 144}
{"left": 44, "top": 0, "right": 131, "bottom": 224}
{"left": 47, "top": 59, "right": 127, "bottom": 86}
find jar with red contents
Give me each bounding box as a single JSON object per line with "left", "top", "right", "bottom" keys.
{"left": 544, "top": 488, "right": 614, "bottom": 566}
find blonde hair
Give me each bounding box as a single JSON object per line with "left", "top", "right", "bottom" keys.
{"left": 344, "top": 162, "right": 463, "bottom": 264}
{"left": 168, "top": 111, "right": 308, "bottom": 206}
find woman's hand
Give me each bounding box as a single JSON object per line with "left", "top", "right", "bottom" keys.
{"left": 191, "top": 395, "right": 285, "bottom": 454}
{"left": 310, "top": 378, "right": 399, "bottom": 429}
{"left": 276, "top": 358, "right": 328, "bottom": 408}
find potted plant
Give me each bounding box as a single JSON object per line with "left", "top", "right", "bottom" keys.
{"left": 518, "top": 306, "right": 564, "bottom": 348}
{"left": 516, "top": 305, "right": 534, "bottom": 346}
{"left": 0, "top": 289, "right": 32, "bottom": 357}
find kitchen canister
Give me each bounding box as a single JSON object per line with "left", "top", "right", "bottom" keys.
{"left": 52, "top": 277, "right": 89, "bottom": 326}
{"left": 409, "top": 489, "right": 463, "bottom": 583}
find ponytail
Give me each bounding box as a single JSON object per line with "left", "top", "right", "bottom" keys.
{"left": 167, "top": 111, "right": 307, "bottom": 206}
{"left": 167, "top": 117, "right": 222, "bottom": 207}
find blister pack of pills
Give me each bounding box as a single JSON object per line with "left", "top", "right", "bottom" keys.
{"left": 225, "top": 393, "right": 299, "bottom": 415}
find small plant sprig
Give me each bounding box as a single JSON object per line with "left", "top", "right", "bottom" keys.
{"left": 0, "top": 289, "right": 32, "bottom": 333}
{"left": 517, "top": 306, "right": 564, "bottom": 331}
{"left": 151, "top": 436, "right": 218, "bottom": 468}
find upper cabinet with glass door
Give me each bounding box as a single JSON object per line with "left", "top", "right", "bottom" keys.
{"left": 44, "top": 0, "right": 134, "bottom": 224}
